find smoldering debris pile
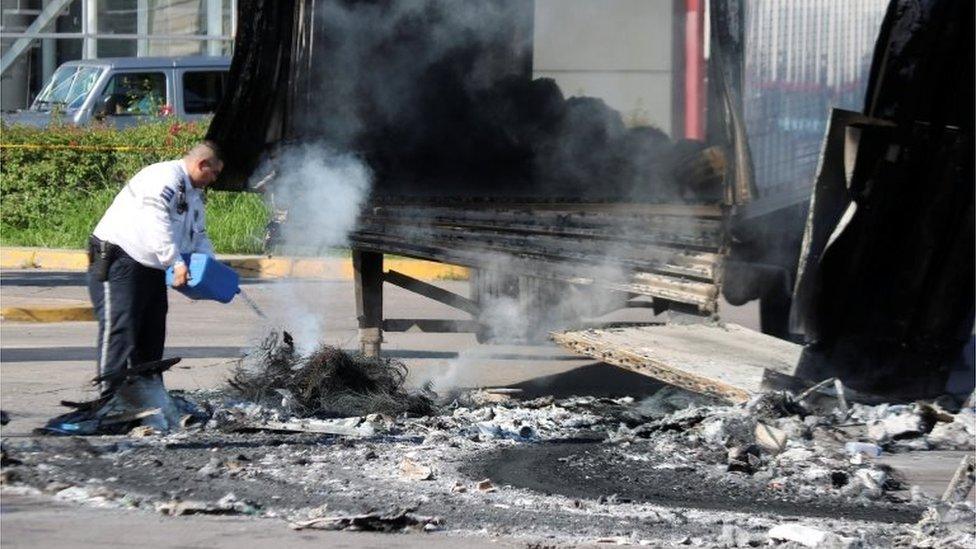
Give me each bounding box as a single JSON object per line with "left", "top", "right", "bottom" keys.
{"left": 227, "top": 330, "right": 436, "bottom": 418}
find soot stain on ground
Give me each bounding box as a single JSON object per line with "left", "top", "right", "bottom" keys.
{"left": 467, "top": 442, "right": 923, "bottom": 524}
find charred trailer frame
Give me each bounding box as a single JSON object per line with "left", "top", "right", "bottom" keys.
{"left": 208, "top": 0, "right": 758, "bottom": 356}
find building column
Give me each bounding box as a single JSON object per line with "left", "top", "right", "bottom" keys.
{"left": 41, "top": 1, "right": 58, "bottom": 84}
{"left": 136, "top": 0, "right": 149, "bottom": 56}
{"left": 206, "top": 0, "right": 223, "bottom": 55}
{"left": 82, "top": 0, "right": 97, "bottom": 59}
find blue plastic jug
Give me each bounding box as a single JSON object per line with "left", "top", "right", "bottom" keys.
{"left": 165, "top": 253, "right": 240, "bottom": 303}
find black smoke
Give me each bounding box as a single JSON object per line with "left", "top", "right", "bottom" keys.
{"left": 215, "top": 0, "right": 719, "bottom": 203}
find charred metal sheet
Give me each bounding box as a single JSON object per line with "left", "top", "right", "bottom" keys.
{"left": 383, "top": 270, "right": 480, "bottom": 315}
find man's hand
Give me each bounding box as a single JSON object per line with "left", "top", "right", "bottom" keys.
{"left": 172, "top": 263, "right": 189, "bottom": 288}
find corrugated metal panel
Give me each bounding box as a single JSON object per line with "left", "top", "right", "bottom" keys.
{"left": 742, "top": 0, "right": 888, "bottom": 197}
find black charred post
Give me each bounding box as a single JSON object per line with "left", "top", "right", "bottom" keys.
{"left": 353, "top": 250, "right": 384, "bottom": 357}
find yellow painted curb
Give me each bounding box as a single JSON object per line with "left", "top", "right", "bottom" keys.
{"left": 1, "top": 306, "right": 95, "bottom": 322}
{"left": 1, "top": 247, "right": 469, "bottom": 281}
{"left": 386, "top": 258, "right": 468, "bottom": 281}
{"left": 0, "top": 248, "right": 89, "bottom": 270}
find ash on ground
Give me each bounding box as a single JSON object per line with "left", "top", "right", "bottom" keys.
{"left": 3, "top": 339, "right": 974, "bottom": 547}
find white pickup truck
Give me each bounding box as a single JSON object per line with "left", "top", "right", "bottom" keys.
{"left": 2, "top": 56, "right": 230, "bottom": 128}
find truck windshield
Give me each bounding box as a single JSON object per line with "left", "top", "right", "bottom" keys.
{"left": 32, "top": 66, "right": 104, "bottom": 111}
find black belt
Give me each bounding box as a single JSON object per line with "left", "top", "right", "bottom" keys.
{"left": 88, "top": 235, "right": 119, "bottom": 259}
{"left": 88, "top": 236, "right": 124, "bottom": 281}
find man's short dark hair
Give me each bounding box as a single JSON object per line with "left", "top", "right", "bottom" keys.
{"left": 186, "top": 140, "right": 222, "bottom": 162}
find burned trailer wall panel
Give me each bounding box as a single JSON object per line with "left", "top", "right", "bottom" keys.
{"left": 721, "top": 0, "right": 889, "bottom": 336}
{"left": 791, "top": 0, "right": 975, "bottom": 400}
{"left": 742, "top": 0, "right": 888, "bottom": 200}
{"left": 208, "top": 0, "right": 297, "bottom": 190}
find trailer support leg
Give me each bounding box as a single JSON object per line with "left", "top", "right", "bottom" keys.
{"left": 353, "top": 250, "right": 383, "bottom": 357}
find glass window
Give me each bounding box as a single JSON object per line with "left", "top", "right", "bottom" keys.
{"left": 99, "top": 72, "right": 167, "bottom": 116}
{"left": 32, "top": 66, "right": 104, "bottom": 111}
{"left": 182, "top": 71, "right": 227, "bottom": 114}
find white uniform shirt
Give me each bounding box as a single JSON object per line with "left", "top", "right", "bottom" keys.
{"left": 93, "top": 159, "right": 214, "bottom": 270}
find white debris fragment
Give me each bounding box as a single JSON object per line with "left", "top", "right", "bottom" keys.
{"left": 719, "top": 524, "right": 759, "bottom": 547}
{"left": 800, "top": 466, "right": 832, "bottom": 484}
{"left": 844, "top": 441, "right": 882, "bottom": 457}
{"left": 755, "top": 422, "right": 788, "bottom": 454}
{"left": 636, "top": 387, "right": 705, "bottom": 416}
{"left": 866, "top": 410, "right": 925, "bottom": 442}
{"left": 854, "top": 468, "right": 887, "bottom": 497}
{"left": 776, "top": 447, "right": 815, "bottom": 464}
{"left": 400, "top": 458, "right": 434, "bottom": 481}
{"left": 927, "top": 409, "right": 976, "bottom": 450}
{"left": 699, "top": 413, "right": 756, "bottom": 446}
{"left": 768, "top": 524, "right": 858, "bottom": 548}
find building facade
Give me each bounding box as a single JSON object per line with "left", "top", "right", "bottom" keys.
{"left": 742, "top": 0, "right": 889, "bottom": 196}
{"left": 1, "top": 0, "right": 235, "bottom": 110}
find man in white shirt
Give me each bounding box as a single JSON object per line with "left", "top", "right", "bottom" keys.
{"left": 88, "top": 141, "right": 223, "bottom": 396}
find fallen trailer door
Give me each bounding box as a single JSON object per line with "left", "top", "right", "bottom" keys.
{"left": 551, "top": 323, "right": 802, "bottom": 403}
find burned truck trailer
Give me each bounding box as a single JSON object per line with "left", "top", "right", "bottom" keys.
{"left": 207, "top": 0, "right": 972, "bottom": 400}
{"left": 208, "top": 0, "right": 758, "bottom": 355}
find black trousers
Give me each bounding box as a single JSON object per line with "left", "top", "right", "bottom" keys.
{"left": 87, "top": 249, "right": 168, "bottom": 395}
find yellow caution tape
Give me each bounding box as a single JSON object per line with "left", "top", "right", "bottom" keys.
{"left": 0, "top": 143, "right": 181, "bottom": 152}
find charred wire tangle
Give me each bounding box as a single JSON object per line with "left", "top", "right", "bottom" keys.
{"left": 228, "top": 331, "right": 436, "bottom": 417}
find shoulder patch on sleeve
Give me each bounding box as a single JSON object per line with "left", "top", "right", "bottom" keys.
{"left": 143, "top": 196, "right": 169, "bottom": 212}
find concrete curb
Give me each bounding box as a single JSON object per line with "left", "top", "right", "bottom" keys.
{"left": 0, "top": 247, "right": 469, "bottom": 281}
{"left": 1, "top": 306, "right": 95, "bottom": 322}
{"left": 0, "top": 247, "right": 89, "bottom": 271}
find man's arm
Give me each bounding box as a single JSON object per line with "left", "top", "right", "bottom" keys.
{"left": 138, "top": 169, "right": 184, "bottom": 272}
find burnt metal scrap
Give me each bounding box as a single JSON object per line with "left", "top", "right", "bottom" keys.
{"left": 38, "top": 358, "right": 205, "bottom": 436}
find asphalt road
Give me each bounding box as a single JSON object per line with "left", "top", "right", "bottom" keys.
{"left": 2, "top": 269, "right": 972, "bottom": 547}
{"left": 2, "top": 269, "right": 754, "bottom": 436}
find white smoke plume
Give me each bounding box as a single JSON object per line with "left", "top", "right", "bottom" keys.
{"left": 269, "top": 146, "right": 372, "bottom": 253}
{"left": 249, "top": 146, "right": 372, "bottom": 351}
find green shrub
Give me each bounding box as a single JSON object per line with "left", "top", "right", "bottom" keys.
{"left": 0, "top": 121, "right": 268, "bottom": 253}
